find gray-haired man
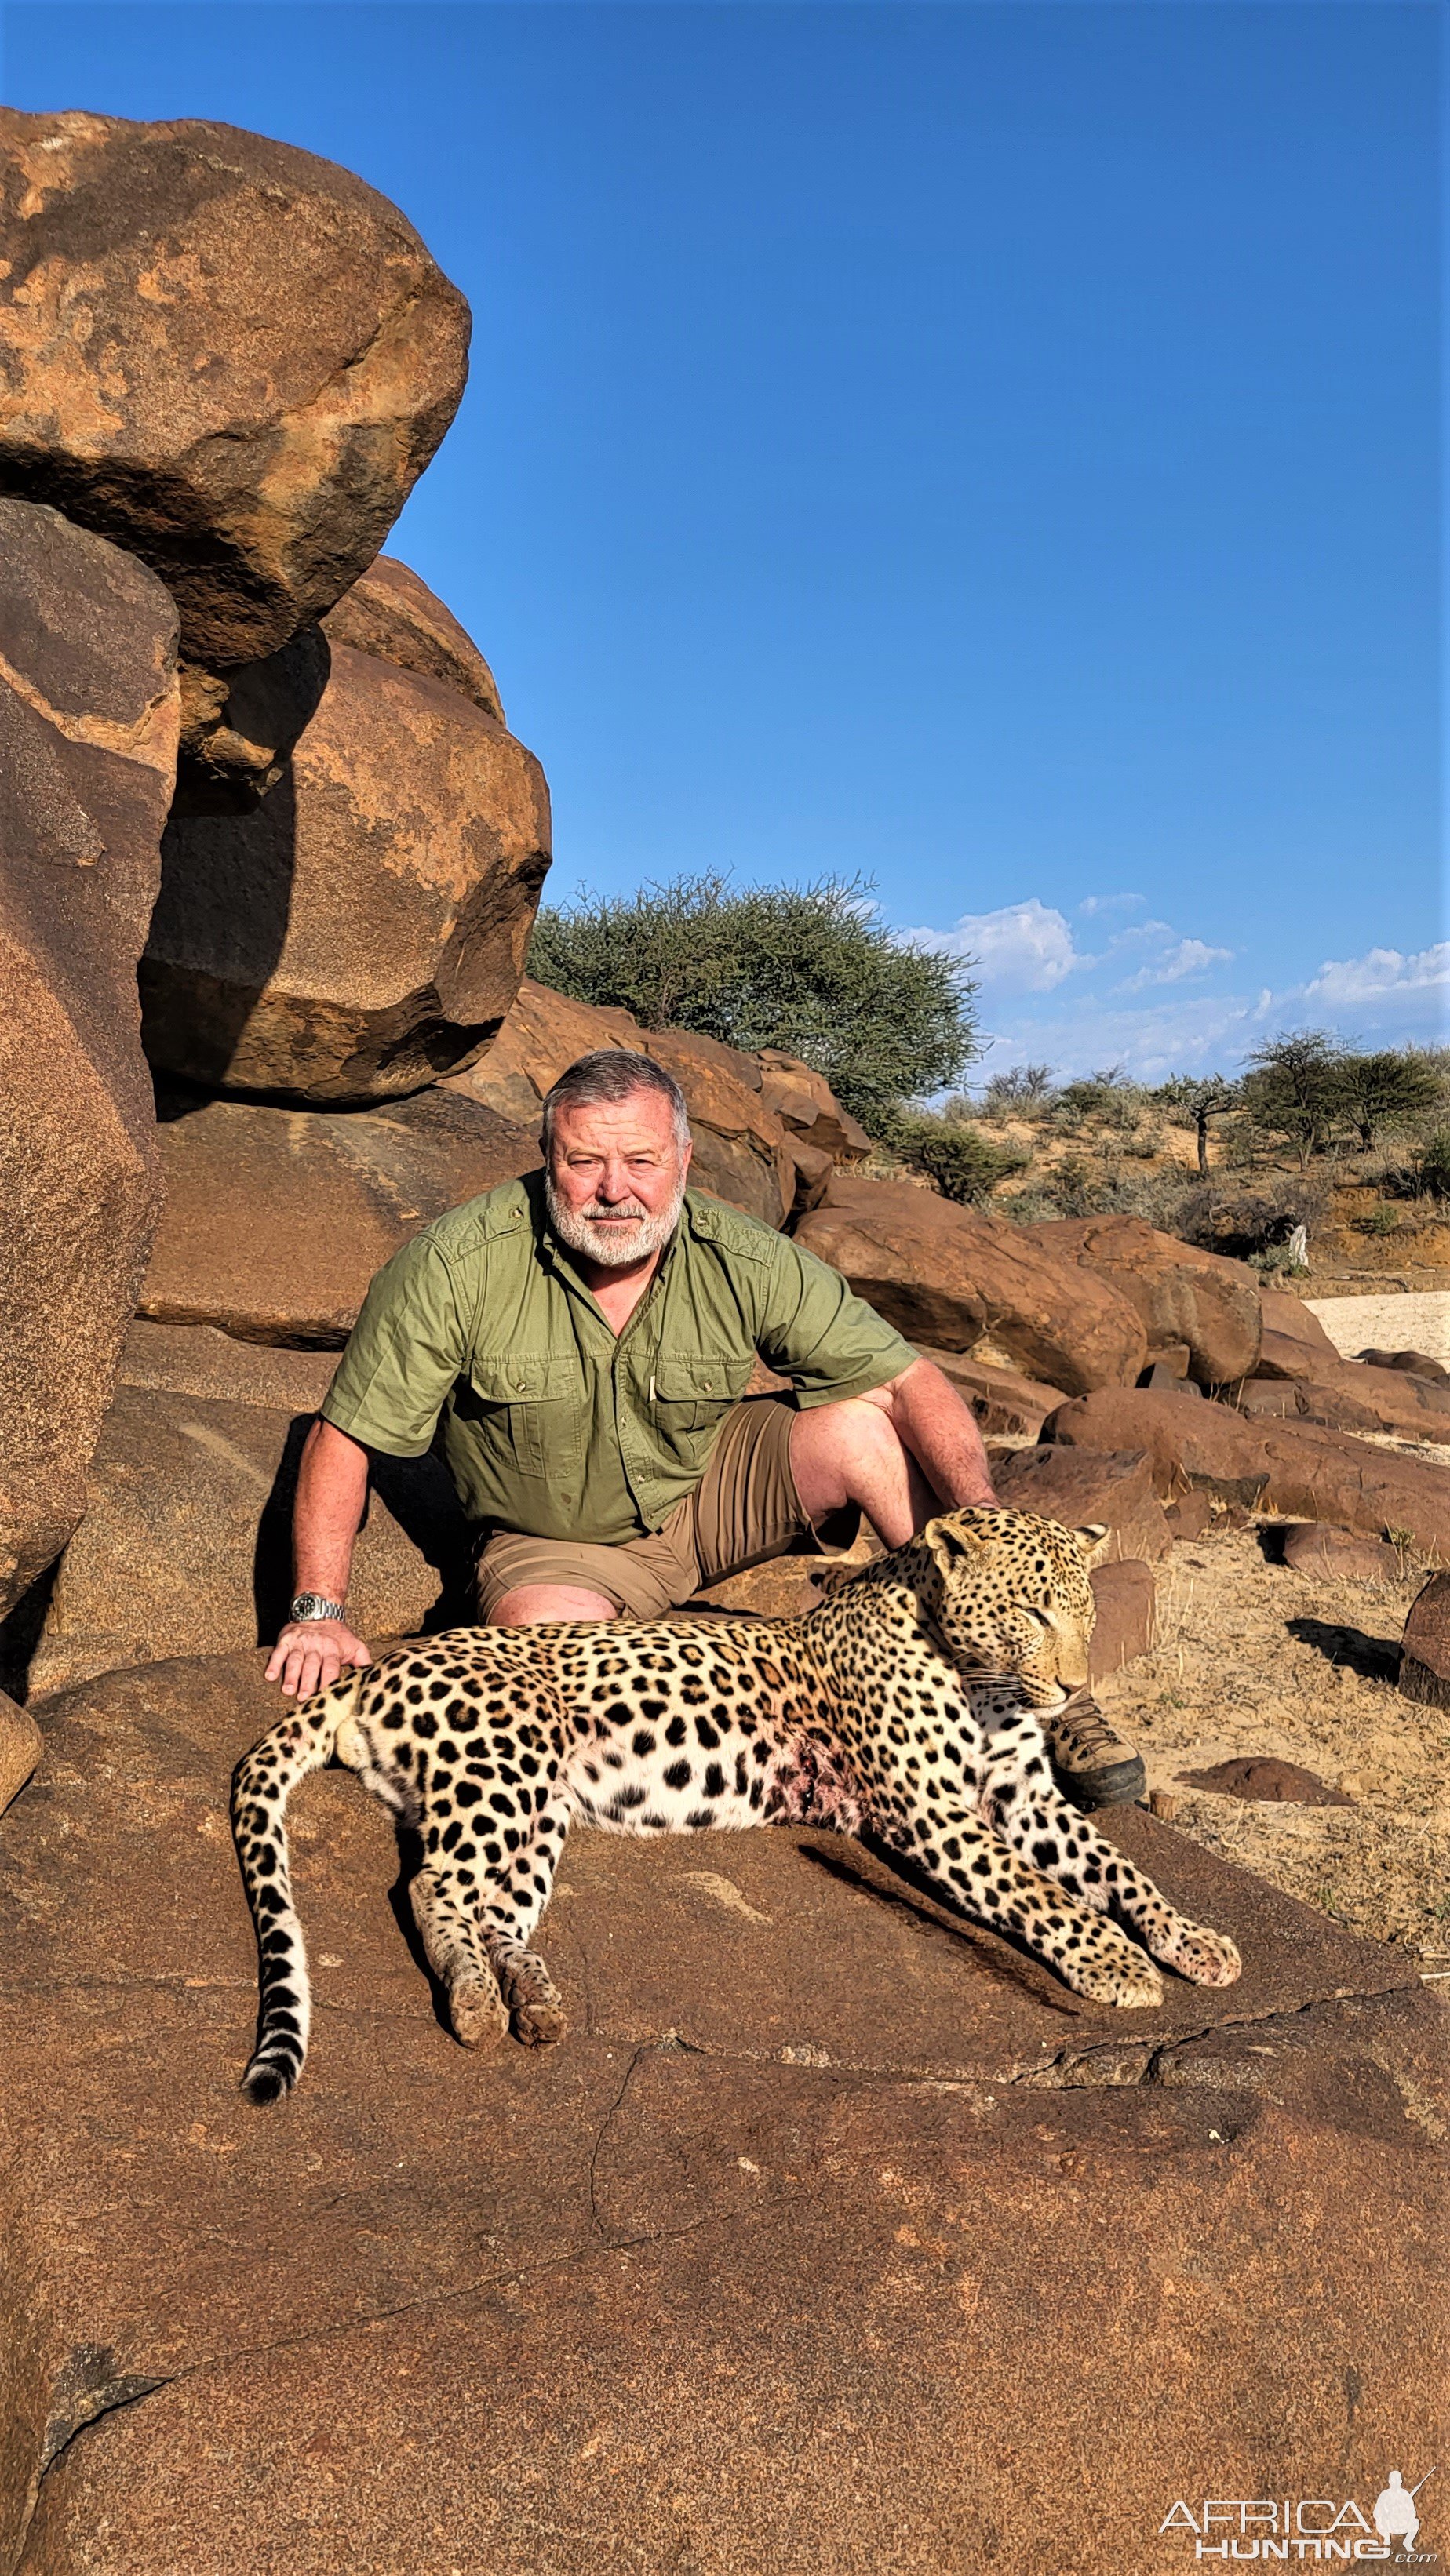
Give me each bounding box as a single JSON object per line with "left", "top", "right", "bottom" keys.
{"left": 266, "top": 1049, "right": 1142, "bottom": 1808}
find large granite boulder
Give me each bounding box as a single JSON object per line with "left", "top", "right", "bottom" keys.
{"left": 0, "top": 1651, "right": 1442, "bottom": 2572}
{"left": 794, "top": 1173, "right": 1147, "bottom": 1395}
{"left": 993, "top": 1446, "right": 1171, "bottom": 1563}
{"left": 172, "top": 622, "right": 332, "bottom": 812}
{"left": 756, "top": 1048, "right": 872, "bottom": 1159}
{"left": 446, "top": 980, "right": 803, "bottom": 1227}
{"left": 138, "top": 1088, "right": 541, "bottom": 1347}
{"left": 28, "top": 1364, "right": 472, "bottom": 1700}
{"left": 0, "top": 497, "right": 179, "bottom": 1614}
{"left": 140, "top": 644, "right": 552, "bottom": 1102}
{"left": 1023, "top": 1215, "right": 1262, "bottom": 1387}
{"left": 0, "top": 111, "right": 469, "bottom": 667}
{"left": 322, "top": 554, "right": 504, "bottom": 719}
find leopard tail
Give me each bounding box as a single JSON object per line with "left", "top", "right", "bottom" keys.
{"left": 231, "top": 1670, "right": 363, "bottom": 2105}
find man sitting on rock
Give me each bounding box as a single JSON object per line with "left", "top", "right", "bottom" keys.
{"left": 266, "top": 1048, "right": 1140, "bottom": 1808}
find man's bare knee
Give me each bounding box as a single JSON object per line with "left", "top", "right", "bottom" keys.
{"left": 488, "top": 1583, "right": 620, "bottom": 1628}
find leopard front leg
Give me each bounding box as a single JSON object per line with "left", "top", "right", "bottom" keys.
{"left": 985, "top": 1747, "right": 1241, "bottom": 1990}
{"left": 894, "top": 1804, "right": 1168, "bottom": 2007}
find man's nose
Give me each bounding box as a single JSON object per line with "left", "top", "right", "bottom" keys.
{"left": 596, "top": 1158, "right": 635, "bottom": 1202}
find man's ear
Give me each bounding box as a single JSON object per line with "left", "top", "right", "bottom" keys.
{"left": 1073, "top": 1523, "right": 1112, "bottom": 1568}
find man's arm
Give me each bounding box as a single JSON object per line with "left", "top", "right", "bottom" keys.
{"left": 264, "top": 1421, "right": 374, "bottom": 1697}
{"left": 860, "top": 1356, "right": 997, "bottom": 1508}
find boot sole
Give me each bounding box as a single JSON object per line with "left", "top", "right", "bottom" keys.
{"left": 1051, "top": 1753, "right": 1147, "bottom": 1812}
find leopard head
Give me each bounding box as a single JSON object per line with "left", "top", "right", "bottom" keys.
{"left": 913, "top": 1506, "right": 1109, "bottom": 1707}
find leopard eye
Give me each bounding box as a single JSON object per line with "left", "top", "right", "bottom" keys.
{"left": 1020, "top": 1604, "right": 1052, "bottom": 1626}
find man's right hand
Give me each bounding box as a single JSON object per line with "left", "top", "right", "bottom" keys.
{"left": 265, "top": 1620, "right": 373, "bottom": 1699}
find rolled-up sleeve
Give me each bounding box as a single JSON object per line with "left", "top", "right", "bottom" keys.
{"left": 320, "top": 1235, "right": 468, "bottom": 1457}
{"left": 756, "top": 1233, "right": 917, "bottom": 1406}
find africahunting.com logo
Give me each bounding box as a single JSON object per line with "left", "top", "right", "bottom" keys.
{"left": 1158, "top": 2470, "right": 1437, "bottom": 2563}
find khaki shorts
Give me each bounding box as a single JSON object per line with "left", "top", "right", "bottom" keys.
{"left": 473, "top": 1395, "right": 860, "bottom": 1622}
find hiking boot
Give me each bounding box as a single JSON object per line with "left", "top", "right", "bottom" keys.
{"left": 1044, "top": 1690, "right": 1146, "bottom": 1810}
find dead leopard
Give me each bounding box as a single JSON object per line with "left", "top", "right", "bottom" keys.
{"left": 231, "top": 1506, "right": 1240, "bottom": 2101}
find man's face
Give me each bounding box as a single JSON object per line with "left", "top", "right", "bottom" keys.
{"left": 545, "top": 1088, "right": 691, "bottom": 1270}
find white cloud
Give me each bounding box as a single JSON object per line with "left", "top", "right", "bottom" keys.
{"left": 1117, "top": 937, "right": 1235, "bottom": 994}
{"left": 1302, "top": 943, "right": 1450, "bottom": 1012}
{"left": 1077, "top": 892, "right": 1146, "bottom": 919}
{"left": 907, "top": 897, "right": 1087, "bottom": 991}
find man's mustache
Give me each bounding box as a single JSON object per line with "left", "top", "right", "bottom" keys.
{"left": 575, "top": 1200, "right": 649, "bottom": 1223}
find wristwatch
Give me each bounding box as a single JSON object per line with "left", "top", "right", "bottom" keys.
{"left": 290, "top": 1593, "right": 346, "bottom": 1625}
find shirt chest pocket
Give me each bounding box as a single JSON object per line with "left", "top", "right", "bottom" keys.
{"left": 648, "top": 1353, "right": 754, "bottom": 1439}
{"left": 467, "top": 1355, "right": 582, "bottom": 1481}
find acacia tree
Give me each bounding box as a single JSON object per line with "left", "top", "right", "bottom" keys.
{"left": 1335, "top": 1050, "right": 1445, "bottom": 1151}
{"left": 1153, "top": 1074, "right": 1241, "bottom": 1175}
{"left": 529, "top": 871, "right": 980, "bottom": 1133}
{"left": 1240, "top": 1032, "right": 1347, "bottom": 1173}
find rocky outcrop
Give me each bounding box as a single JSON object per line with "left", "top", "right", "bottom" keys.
{"left": 0, "top": 111, "right": 469, "bottom": 668}
{"left": 915, "top": 1348, "right": 1066, "bottom": 1440}
{"left": 1257, "top": 1287, "right": 1342, "bottom": 1374}
{"left": 0, "top": 497, "right": 179, "bottom": 1613}
{"left": 322, "top": 555, "right": 504, "bottom": 720}
{"left": 29, "top": 1375, "right": 472, "bottom": 1698}
{"left": 1235, "top": 1364, "right": 1448, "bottom": 1443}
{"left": 1399, "top": 1574, "right": 1450, "bottom": 1709}
{"left": 794, "top": 1174, "right": 1148, "bottom": 1395}
{"left": 141, "top": 645, "right": 552, "bottom": 1101}
{"left": 173, "top": 622, "right": 331, "bottom": 811}
{"left": 756, "top": 1050, "right": 872, "bottom": 1159}
{"left": 446, "top": 980, "right": 815, "bottom": 1228}
{"left": 138, "top": 1088, "right": 541, "bottom": 1348}
{"left": 1044, "top": 1388, "right": 1450, "bottom": 1563}
{"left": 1025, "top": 1215, "right": 1262, "bottom": 1387}
{"left": 4, "top": 1651, "right": 1441, "bottom": 2576}
{"left": 0, "top": 1690, "right": 40, "bottom": 1814}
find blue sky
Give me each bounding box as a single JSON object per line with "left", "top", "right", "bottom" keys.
{"left": 4, "top": 1, "right": 1442, "bottom": 1080}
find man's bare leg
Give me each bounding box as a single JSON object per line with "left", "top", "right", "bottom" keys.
{"left": 488, "top": 1585, "right": 618, "bottom": 1628}
{"left": 789, "top": 1396, "right": 941, "bottom": 1550}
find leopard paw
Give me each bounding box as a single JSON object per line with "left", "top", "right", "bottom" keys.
{"left": 1160, "top": 1922, "right": 1242, "bottom": 1988}
{"left": 512, "top": 1992, "right": 568, "bottom": 2050}
{"left": 1061, "top": 1941, "right": 1165, "bottom": 2010}
{"left": 450, "top": 1975, "right": 510, "bottom": 2053}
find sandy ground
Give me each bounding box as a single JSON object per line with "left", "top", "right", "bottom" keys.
{"left": 1306, "top": 1287, "right": 1450, "bottom": 1363}
{"left": 1098, "top": 1513, "right": 1450, "bottom": 1963}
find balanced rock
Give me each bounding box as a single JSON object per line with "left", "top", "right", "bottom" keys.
{"left": 322, "top": 555, "right": 504, "bottom": 720}
{"left": 446, "top": 981, "right": 801, "bottom": 1228}
{"left": 1088, "top": 1559, "right": 1157, "bottom": 1679}
{"left": 1398, "top": 1574, "right": 1450, "bottom": 1709}
{"left": 794, "top": 1174, "right": 1147, "bottom": 1395}
{"left": 29, "top": 1374, "right": 472, "bottom": 1700}
{"left": 0, "top": 111, "right": 469, "bottom": 665}
{"left": 173, "top": 624, "right": 331, "bottom": 812}
{"left": 0, "top": 497, "right": 179, "bottom": 1613}
{"left": 1046, "top": 1389, "right": 1450, "bottom": 1563}
{"left": 993, "top": 1447, "right": 1171, "bottom": 1563}
{"left": 1024, "top": 1216, "right": 1261, "bottom": 1387}
{"left": 141, "top": 645, "right": 552, "bottom": 1102}
{"left": 138, "top": 1089, "right": 541, "bottom": 1348}
{"left": 1277, "top": 1523, "right": 1401, "bottom": 1584}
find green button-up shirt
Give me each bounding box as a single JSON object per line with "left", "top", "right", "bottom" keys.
{"left": 320, "top": 1172, "right": 916, "bottom": 1545}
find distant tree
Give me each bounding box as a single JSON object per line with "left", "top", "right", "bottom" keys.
{"left": 1152, "top": 1073, "right": 1242, "bottom": 1176}
{"left": 979, "top": 1063, "right": 1056, "bottom": 1120}
{"left": 529, "top": 871, "right": 980, "bottom": 1134}
{"left": 1335, "top": 1050, "right": 1445, "bottom": 1151}
{"left": 1240, "top": 1031, "right": 1348, "bottom": 1173}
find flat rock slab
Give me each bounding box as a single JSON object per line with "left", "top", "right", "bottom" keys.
{"left": 2, "top": 1651, "right": 1445, "bottom": 2575}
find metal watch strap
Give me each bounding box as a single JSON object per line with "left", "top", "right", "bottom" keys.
{"left": 290, "top": 1593, "right": 345, "bottom": 1625}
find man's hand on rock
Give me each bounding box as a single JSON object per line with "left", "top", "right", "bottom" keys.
{"left": 265, "top": 1621, "right": 373, "bottom": 1699}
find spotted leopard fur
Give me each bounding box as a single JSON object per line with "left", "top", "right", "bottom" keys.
{"left": 232, "top": 1506, "right": 1240, "bottom": 2101}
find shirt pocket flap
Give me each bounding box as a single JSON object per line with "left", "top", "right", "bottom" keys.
{"left": 650, "top": 1355, "right": 752, "bottom": 1403}
{"left": 469, "top": 1355, "right": 577, "bottom": 1405}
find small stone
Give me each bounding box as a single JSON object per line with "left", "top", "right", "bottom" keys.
{"left": 1163, "top": 1492, "right": 1212, "bottom": 1541}
{"left": 1148, "top": 1791, "right": 1178, "bottom": 1823}
{"left": 1176, "top": 1757, "right": 1353, "bottom": 1808}
{"left": 1278, "top": 1523, "right": 1400, "bottom": 1584}
{"left": 1088, "top": 1560, "right": 1157, "bottom": 1681}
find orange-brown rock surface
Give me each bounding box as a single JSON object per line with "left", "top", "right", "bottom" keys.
{"left": 141, "top": 645, "right": 552, "bottom": 1102}
{"left": 0, "top": 497, "right": 179, "bottom": 1612}
{"left": 322, "top": 555, "right": 504, "bottom": 720}
{"left": 0, "top": 111, "right": 469, "bottom": 666}
{"left": 1025, "top": 1214, "right": 1262, "bottom": 1386}
{"left": 794, "top": 1173, "right": 1148, "bottom": 1395}
{"left": 138, "top": 1089, "right": 541, "bottom": 1348}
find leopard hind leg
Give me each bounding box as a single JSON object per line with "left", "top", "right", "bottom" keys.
{"left": 478, "top": 1788, "right": 573, "bottom": 2049}
{"left": 409, "top": 1863, "right": 510, "bottom": 2053}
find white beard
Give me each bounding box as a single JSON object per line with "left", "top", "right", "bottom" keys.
{"left": 545, "top": 1173, "right": 687, "bottom": 1269}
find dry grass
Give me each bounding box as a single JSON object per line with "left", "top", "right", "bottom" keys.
{"left": 1100, "top": 1519, "right": 1450, "bottom": 1956}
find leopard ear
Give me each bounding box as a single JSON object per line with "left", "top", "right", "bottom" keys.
{"left": 1073, "top": 1523, "right": 1112, "bottom": 1567}
{"left": 923, "top": 1513, "right": 989, "bottom": 1577}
